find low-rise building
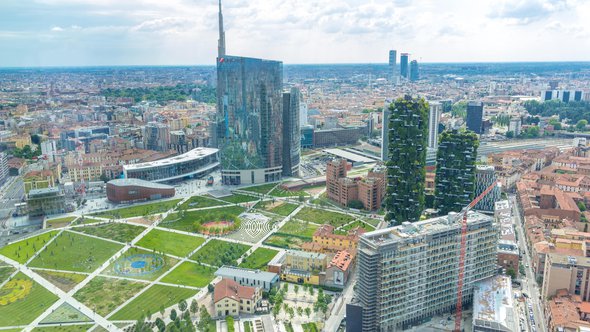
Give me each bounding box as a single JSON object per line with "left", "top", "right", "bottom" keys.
{"left": 27, "top": 187, "right": 66, "bottom": 217}
{"left": 324, "top": 250, "right": 354, "bottom": 288}
{"left": 214, "top": 266, "right": 279, "bottom": 292}
{"left": 106, "top": 178, "right": 175, "bottom": 203}
{"left": 214, "top": 278, "right": 261, "bottom": 317}
{"left": 304, "top": 224, "right": 365, "bottom": 253}
{"left": 472, "top": 275, "right": 518, "bottom": 332}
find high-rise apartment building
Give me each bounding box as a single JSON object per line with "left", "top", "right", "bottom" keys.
{"left": 434, "top": 130, "right": 479, "bottom": 215}
{"left": 0, "top": 152, "right": 8, "bottom": 185}
{"left": 355, "top": 212, "right": 498, "bottom": 331}
{"left": 215, "top": 1, "right": 285, "bottom": 185}
{"left": 466, "top": 101, "right": 484, "bottom": 134}
{"left": 326, "top": 159, "right": 349, "bottom": 203}
{"left": 384, "top": 96, "right": 428, "bottom": 225}
{"left": 428, "top": 102, "right": 442, "bottom": 149}
{"left": 508, "top": 117, "right": 522, "bottom": 136}
{"left": 409, "top": 60, "right": 419, "bottom": 82}
{"left": 400, "top": 53, "right": 409, "bottom": 79}
{"left": 388, "top": 50, "right": 397, "bottom": 82}
{"left": 474, "top": 165, "right": 501, "bottom": 212}
{"left": 381, "top": 105, "right": 391, "bottom": 161}
{"left": 143, "top": 122, "right": 170, "bottom": 152}
{"left": 300, "top": 102, "right": 308, "bottom": 127}
{"left": 282, "top": 88, "right": 301, "bottom": 177}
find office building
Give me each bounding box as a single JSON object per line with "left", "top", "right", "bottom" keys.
{"left": 123, "top": 147, "right": 219, "bottom": 183}
{"left": 143, "top": 122, "right": 170, "bottom": 152}
{"left": 356, "top": 211, "right": 498, "bottom": 331}
{"left": 215, "top": 266, "right": 279, "bottom": 292}
{"left": 384, "top": 96, "right": 428, "bottom": 225}
{"left": 381, "top": 106, "right": 391, "bottom": 161}
{"left": 215, "top": 1, "right": 284, "bottom": 185}
{"left": 400, "top": 53, "right": 409, "bottom": 79}
{"left": 472, "top": 276, "right": 518, "bottom": 332}
{"left": 106, "top": 178, "right": 175, "bottom": 203}
{"left": 301, "top": 125, "right": 314, "bottom": 148}
{"left": 388, "top": 50, "right": 397, "bottom": 83}
{"left": 27, "top": 187, "right": 66, "bottom": 217}
{"left": 428, "top": 102, "right": 442, "bottom": 149}
{"left": 282, "top": 88, "right": 301, "bottom": 177}
{"left": 508, "top": 117, "right": 522, "bottom": 137}
{"left": 542, "top": 90, "right": 586, "bottom": 102}
{"left": 434, "top": 130, "right": 479, "bottom": 215}
{"left": 466, "top": 101, "right": 484, "bottom": 134}
{"left": 300, "top": 102, "right": 308, "bottom": 127}
{"left": 0, "top": 152, "right": 8, "bottom": 185}
{"left": 474, "top": 165, "right": 501, "bottom": 212}
{"left": 409, "top": 60, "right": 419, "bottom": 82}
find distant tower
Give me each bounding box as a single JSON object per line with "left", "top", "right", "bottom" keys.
{"left": 428, "top": 102, "right": 441, "bottom": 149}
{"left": 466, "top": 101, "right": 484, "bottom": 134}
{"left": 282, "top": 88, "right": 301, "bottom": 177}
{"left": 400, "top": 53, "right": 409, "bottom": 79}
{"left": 409, "top": 60, "right": 419, "bottom": 82}
{"left": 388, "top": 50, "right": 397, "bottom": 82}
{"left": 217, "top": 0, "right": 226, "bottom": 58}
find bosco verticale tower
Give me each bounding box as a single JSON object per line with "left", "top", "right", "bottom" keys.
{"left": 384, "top": 96, "right": 428, "bottom": 225}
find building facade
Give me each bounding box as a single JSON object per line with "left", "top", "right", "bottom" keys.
{"left": 466, "top": 101, "right": 484, "bottom": 134}
{"left": 215, "top": 266, "right": 279, "bottom": 292}
{"left": 143, "top": 122, "right": 170, "bottom": 152}
{"left": 214, "top": 279, "right": 261, "bottom": 318}
{"left": 400, "top": 53, "right": 409, "bottom": 79}
{"left": 27, "top": 187, "right": 66, "bottom": 217}
{"left": 356, "top": 212, "right": 498, "bottom": 331}
{"left": 106, "top": 178, "right": 175, "bottom": 203}
{"left": 282, "top": 88, "right": 301, "bottom": 177}
{"left": 409, "top": 60, "right": 419, "bottom": 82}
{"left": 388, "top": 50, "right": 397, "bottom": 83}
{"left": 428, "top": 102, "right": 442, "bottom": 149}
{"left": 474, "top": 165, "right": 501, "bottom": 212}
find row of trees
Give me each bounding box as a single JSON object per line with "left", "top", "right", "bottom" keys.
{"left": 524, "top": 100, "right": 590, "bottom": 124}
{"left": 101, "top": 84, "right": 216, "bottom": 104}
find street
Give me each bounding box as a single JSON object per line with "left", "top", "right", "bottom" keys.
{"left": 511, "top": 194, "right": 546, "bottom": 332}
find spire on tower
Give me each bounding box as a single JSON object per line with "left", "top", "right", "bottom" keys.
{"left": 217, "top": 0, "right": 226, "bottom": 58}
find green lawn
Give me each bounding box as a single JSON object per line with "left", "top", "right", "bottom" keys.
{"left": 239, "top": 248, "right": 278, "bottom": 270}
{"left": 269, "top": 187, "right": 309, "bottom": 198}
{"left": 0, "top": 273, "right": 59, "bottom": 326}
{"left": 74, "top": 276, "right": 147, "bottom": 316}
{"left": 136, "top": 229, "right": 205, "bottom": 257}
{"left": 263, "top": 234, "right": 308, "bottom": 249}
{"left": 91, "top": 199, "right": 181, "bottom": 219}
{"left": 0, "top": 267, "right": 15, "bottom": 283}
{"left": 240, "top": 183, "right": 277, "bottom": 195}
{"left": 294, "top": 207, "right": 355, "bottom": 227}
{"left": 219, "top": 193, "right": 260, "bottom": 204}
{"left": 362, "top": 217, "right": 381, "bottom": 227}
{"left": 255, "top": 201, "right": 298, "bottom": 216}
{"left": 160, "top": 206, "right": 245, "bottom": 233}
{"left": 0, "top": 231, "right": 58, "bottom": 264}
{"left": 243, "top": 321, "right": 253, "bottom": 332}
{"left": 29, "top": 231, "right": 123, "bottom": 272}
{"left": 302, "top": 323, "right": 319, "bottom": 332}
{"left": 179, "top": 195, "right": 227, "bottom": 210}
{"left": 34, "top": 270, "right": 87, "bottom": 292}
{"left": 190, "top": 239, "right": 250, "bottom": 267}
{"left": 103, "top": 247, "right": 177, "bottom": 281}
{"left": 32, "top": 325, "right": 93, "bottom": 331}
{"left": 45, "top": 216, "right": 78, "bottom": 228}
{"left": 338, "top": 220, "right": 376, "bottom": 233}
{"left": 109, "top": 284, "right": 197, "bottom": 320}
{"left": 160, "top": 261, "right": 216, "bottom": 287}
{"left": 75, "top": 222, "right": 145, "bottom": 243}
{"left": 76, "top": 217, "right": 106, "bottom": 225}
{"left": 277, "top": 220, "right": 319, "bottom": 238}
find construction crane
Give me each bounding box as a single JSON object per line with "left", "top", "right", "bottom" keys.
{"left": 454, "top": 180, "right": 501, "bottom": 332}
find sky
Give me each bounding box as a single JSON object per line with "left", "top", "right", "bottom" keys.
{"left": 0, "top": 0, "right": 589, "bottom": 67}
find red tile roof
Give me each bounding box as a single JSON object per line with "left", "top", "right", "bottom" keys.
{"left": 214, "top": 278, "right": 256, "bottom": 303}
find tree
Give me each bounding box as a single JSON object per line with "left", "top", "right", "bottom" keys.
{"left": 384, "top": 96, "right": 429, "bottom": 225}
{"left": 505, "top": 131, "right": 514, "bottom": 139}
{"left": 577, "top": 119, "right": 588, "bottom": 131}
{"left": 272, "top": 304, "right": 281, "bottom": 320}
{"left": 155, "top": 318, "right": 166, "bottom": 332}
{"left": 434, "top": 130, "right": 479, "bottom": 215}
{"left": 506, "top": 268, "right": 516, "bottom": 279}
{"left": 287, "top": 307, "right": 295, "bottom": 320}
{"left": 347, "top": 200, "right": 364, "bottom": 209}
{"left": 197, "top": 305, "right": 212, "bottom": 332}
{"left": 294, "top": 285, "right": 299, "bottom": 297}
{"left": 179, "top": 299, "right": 188, "bottom": 312}
{"left": 578, "top": 201, "right": 587, "bottom": 212}
{"left": 297, "top": 306, "right": 303, "bottom": 317}
{"left": 170, "top": 309, "right": 177, "bottom": 321}
{"left": 304, "top": 307, "right": 312, "bottom": 319}
{"left": 190, "top": 299, "right": 199, "bottom": 315}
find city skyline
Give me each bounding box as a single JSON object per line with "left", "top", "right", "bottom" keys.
{"left": 1, "top": 0, "right": 589, "bottom": 67}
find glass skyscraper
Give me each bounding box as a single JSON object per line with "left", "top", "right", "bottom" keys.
{"left": 400, "top": 53, "right": 409, "bottom": 79}
{"left": 282, "top": 87, "right": 301, "bottom": 177}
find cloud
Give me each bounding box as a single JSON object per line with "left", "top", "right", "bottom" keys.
{"left": 50, "top": 26, "right": 64, "bottom": 32}
{"left": 489, "top": 0, "right": 570, "bottom": 24}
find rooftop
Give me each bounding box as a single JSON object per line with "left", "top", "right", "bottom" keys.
{"left": 213, "top": 278, "right": 257, "bottom": 303}
{"left": 323, "top": 148, "right": 375, "bottom": 164}
{"left": 107, "top": 178, "right": 174, "bottom": 189}
{"left": 215, "top": 265, "right": 278, "bottom": 283}
{"left": 472, "top": 276, "right": 517, "bottom": 331}
{"left": 123, "top": 147, "right": 218, "bottom": 171}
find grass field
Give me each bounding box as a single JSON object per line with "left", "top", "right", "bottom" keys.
{"left": 29, "top": 231, "right": 123, "bottom": 273}
{"left": 160, "top": 261, "right": 216, "bottom": 287}
{"left": 269, "top": 187, "right": 309, "bottom": 198}
{"left": 239, "top": 248, "right": 278, "bottom": 270}
{"left": 339, "top": 220, "right": 375, "bottom": 233}
{"left": 0, "top": 273, "right": 58, "bottom": 326}
{"left": 190, "top": 239, "right": 250, "bottom": 267}
{"left": 362, "top": 217, "right": 381, "bottom": 227}
{"left": 0, "top": 267, "right": 15, "bottom": 283}
{"left": 75, "top": 222, "right": 145, "bottom": 243}
{"left": 104, "top": 247, "right": 177, "bottom": 281}
{"left": 160, "top": 206, "right": 245, "bottom": 233}
{"left": 264, "top": 234, "right": 308, "bottom": 249}
{"left": 219, "top": 193, "right": 259, "bottom": 204}
{"left": 178, "top": 195, "right": 227, "bottom": 210}
{"left": 109, "top": 284, "right": 197, "bottom": 320}
{"left": 0, "top": 231, "right": 58, "bottom": 264}
{"left": 136, "top": 229, "right": 205, "bottom": 257}
{"left": 302, "top": 323, "right": 319, "bottom": 332}
{"left": 45, "top": 216, "right": 78, "bottom": 228}
{"left": 74, "top": 276, "right": 147, "bottom": 316}
{"left": 294, "top": 207, "right": 355, "bottom": 227}
{"left": 91, "top": 199, "right": 181, "bottom": 219}
{"left": 255, "top": 201, "right": 298, "bottom": 216}
{"left": 32, "top": 324, "right": 94, "bottom": 331}
{"left": 76, "top": 217, "right": 105, "bottom": 225}
{"left": 240, "top": 183, "right": 277, "bottom": 195}
{"left": 40, "top": 302, "right": 91, "bottom": 323}
{"left": 243, "top": 321, "right": 253, "bottom": 332}
{"left": 277, "top": 220, "right": 319, "bottom": 238}
{"left": 34, "top": 270, "right": 87, "bottom": 292}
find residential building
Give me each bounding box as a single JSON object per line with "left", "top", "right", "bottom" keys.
{"left": 214, "top": 266, "right": 279, "bottom": 292}
{"left": 325, "top": 159, "right": 386, "bottom": 210}
{"left": 282, "top": 88, "right": 301, "bottom": 177}
{"left": 542, "top": 90, "right": 586, "bottom": 102}
{"left": 474, "top": 165, "right": 501, "bottom": 212}
{"left": 214, "top": 278, "right": 261, "bottom": 317}
{"left": 106, "top": 178, "right": 175, "bottom": 203}
{"left": 27, "top": 187, "right": 66, "bottom": 217}
{"left": 279, "top": 250, "right": 327, "bottom": 285}
{"left": 0, "top": 152, "right": 8, "bottom": 185}
{"left": 472, "top": 276, "right": 518, "bottom": 332}
{"left": 466, "top": 101, "right": 484, "bottom": 134}
{"left": 381, "top": 106, "right": 391, "bottom": 161}
{"left": 542, "top": 253, "right": 590, "bottom": 301}
{"left": 545, "top": 291, "right": 590, "bottom": 331}
{"left": 325, "top": 250, "right": 354, "bottom": 288}
{"left": 305, "top": 224, "right": 366, "bottom": 253}
{"left": 428, "top": 102, "right": 441, "bottom": 149}
{"left": 509, "top": 117, "right": 522, "bottom": 137}
{"left": 356, "top": 211, "right": 498, "bottom": 331}
{"left": 143, "top": 122, "right": 170, "bottom": 152}
{"left": 495, "top": 200, "right": 519, "bottom": 277}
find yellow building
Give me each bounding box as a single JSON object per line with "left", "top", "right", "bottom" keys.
{"left": 68, "top": 163, "right": 104, "bottom": 182}
{"left": 214, "top": 279, "right": 261, "bottom": 317}
{"left": 284, "top": 250, "right": 326, "bottom": 273}
{"left": 309, "top": 224, "right": 365, "bottom": 252}
{"left": 12, "top": 135, "right": 32, "bottom": 149}
{"left": 542, "top": 252, "right": 590, "bottom": 300}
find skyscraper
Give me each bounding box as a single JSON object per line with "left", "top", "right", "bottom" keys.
{"left": 355, "top": 212, "right": 498, "bottom": 331}
{"left": 388, "top": 50, "right": 397, "bottom": 82}
{"left": 434, "top": 130, "right": 479, "bottom": 215}
{"left": 282, "top": 88, "right": 301, "bottom": 177}
{"left": 400, "top": 53, "right": 409, "bottom": 79}
{"left": 474, "top": 165, "right": 501, "bottom": 212}
{"left": 409, "top": 59, "right": 419, "bottom": 81}
{"left": 381, "top": 106, "right": 391, "bottom": 161}
{"left": 300, "top": 102, "right": 308, "bottom": 127}
{"left": 466, "top": 101, "right": 484, "bottom": 134}
{"left": 428, "top": 102, "right": 441, "bottom": 149}
{"left": 384, "top": 96, "right": 428, "bottom": 225}
{"left": 215, "top": 0, "right": 286, "bottom": 185}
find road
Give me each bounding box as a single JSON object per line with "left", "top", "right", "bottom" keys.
{"left": 0, "top": 176, "right": 24, "bottom": 224}
{"left": 510, "top": 194, "right": 546, "bottom": 332}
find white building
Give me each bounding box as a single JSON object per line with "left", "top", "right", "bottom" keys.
{"left": 0, "top": 152, "right": 8, "bottom": 184}
{"left": 508, "top": 118, "right": 521, "bottom": 137}
{"left": 472, "top": 275, "right": 518, "bottom": 332}
{"left": 428, "top": 101, "right": 442, "bottom": 149}
{"left": 41, "top": 140, "right": 58, "bottom": 163}
{"left": 300, "top": 102, "right": 308, "bottom": 127}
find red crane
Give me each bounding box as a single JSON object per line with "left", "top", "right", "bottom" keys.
{"left": 454, "top": 180, "right": 500, "bottom": 332}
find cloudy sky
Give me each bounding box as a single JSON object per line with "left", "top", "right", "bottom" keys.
{"left": 0, "top": 0, "right": 589, "bottom": 67}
